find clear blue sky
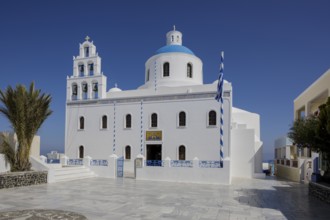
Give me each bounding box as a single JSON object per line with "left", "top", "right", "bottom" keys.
{"left": 0, "top": 0, "right": 329, "bottom": 160}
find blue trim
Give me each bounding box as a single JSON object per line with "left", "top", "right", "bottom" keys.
{"left": 156, "top": 45, "right": 194, "bottom": 55}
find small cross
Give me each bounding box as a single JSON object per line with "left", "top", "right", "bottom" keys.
{"left": 173, "top": 25, "right": 176, "bottom": 31}
{"left": 115, "top": 83, "right": 118, "bottom": 88}
{"left": 85, "top": 36, "right": 90, "bottom": 41}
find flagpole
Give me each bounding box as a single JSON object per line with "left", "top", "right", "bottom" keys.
{"left": 215, "top": 51, "right": 224, "bottom": 168}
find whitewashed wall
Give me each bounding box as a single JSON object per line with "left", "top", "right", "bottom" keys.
{"left": 0, "top": 154, "right": 10, "bottom": 173}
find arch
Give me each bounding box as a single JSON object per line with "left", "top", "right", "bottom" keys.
{"left": 163, "top": 62, "right": 170, "bottom": 77}
{"left": 79, "top": 146, "right": 84, "bottom": 159}
{"left": 125, "top": 114, "right": 132, "bottom": 128}
{"left": 78, "top": 63, "right": 85, "bottom": 77}
{"left": 82, "top": 82, "right": 88, "bottom": 99}
{"left": 88, "top": 62, "right": 94, "bottom": 75}
{"left": 84, "top": 46, "right": 89, "bottom": 57}
{"left": 208, "top": 110, "right": 217, "bottom": 126}
{"left": 179, "top": 145, "right": 185, "bottom": 160}
{"left": 92, "top": 81, "right": 98, "bottom": 99}
{"left": 102, "top": 115, "right": 107, "bottom": 129}
{"left": 187, "top": 63, "right": 193, "bottom": 78}
{"left": 125, "top": 146, "right": 131, "bottom": 160}
{"left": 179, "top": 111, "right": 186, "bottom": 127}
{"left": 79, "top": 116, "right": 85, "bottom": 129}
{"left": 71, "top": 83, "right": 78, "bottom": 100}
{"left": 151, "top": 113, "right": 158, "bottom": 127}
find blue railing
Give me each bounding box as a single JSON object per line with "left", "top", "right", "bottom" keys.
{"left": 67, "top": 159, "right": 83, "bottom": 166}
{"left": 171, "top": 160, "right": 193, "bottom": 168}
{"left": 146, "top": 160, "right": 164, "bottom": 167}
{"left": 90, "top": 159, "right": 108, "bottom": 166}
{"left": 47, "top": 159, "right": 60, "bottom": 164}
{"left": 199, "top": 160, "right": 221, "bottom": 168}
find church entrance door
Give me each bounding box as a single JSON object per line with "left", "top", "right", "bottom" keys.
{"left": 146, "top": 144, "right": 162, "bottom": 166}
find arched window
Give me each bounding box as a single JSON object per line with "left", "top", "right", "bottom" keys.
{"left": 84, "top": 46, "right": 89, "bottom": 57}
{"left": 125, "top": 146, "right": 131, "bottom": 160}
{"left": 79, "top": 146, "right": 84, "bottom": 158}
{"left": 79, "top": 116, "right": 85, "bottom": 130}
{"left": 187, "top": 63, "right": 193, "bottom": 78}
{"left": 89, "top": 63, "right": 94, "bottom": 75}
{"left": 72, "top": 84, "right": 78, "bottom": 100}
{"left": 125, "top": 114, "right": 132, "bottom": 128}
{"left": 151, "top": 113, "right": 158, "bottom": 128}
{"left": 179, "top": 145, "right": 185, "bottom": 160}
{"left": 102, "top": 115, "right": 107, "bottom": 129}
{"left": 179, "top": 111, "right": 186, "bottom": 127}
{"left": 163, "top": 62, "right": 170, "bottom": 77}
{"left": 208, "top": 110, "right": 217, "bottom": 126}
{"left": 82, "top": 83, "right": 88, "bottom": 99}
{"left": 146, "top": 69, "right": 150, "bottom": 82}
{"left": 92, "top": 82, "right": 98, "bottom": 99}
{"left": 79, "top": 64, "right": 85, "bottom": 76}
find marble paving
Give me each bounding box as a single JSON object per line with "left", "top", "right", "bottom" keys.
{"left": 0, "top": 177, "right": 329, "bottom": 220}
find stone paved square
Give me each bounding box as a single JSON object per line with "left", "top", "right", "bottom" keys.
{"left": 0, "top": 177, "right": 329, "bottom": 220}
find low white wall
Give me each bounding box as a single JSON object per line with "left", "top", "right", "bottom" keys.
{"left": 0, "top": 154, "right": 10, "bottom": 173}
{"left": 30, "top": 156, "right": 49, "bottom": 171}
{"left": 136, "top": 160, "right": 231, "bottom": 185}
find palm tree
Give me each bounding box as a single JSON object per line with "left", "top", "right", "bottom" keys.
{"left": 0, "top": 82, "right": 52, "bottom": 171}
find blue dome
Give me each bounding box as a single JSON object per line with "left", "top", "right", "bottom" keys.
{"left": 156, "top": 45, "right": 194, "bottom": 55}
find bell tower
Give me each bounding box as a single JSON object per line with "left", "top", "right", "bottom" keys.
{"left": 66, "top": 36, "right": 107, "bottom": 101}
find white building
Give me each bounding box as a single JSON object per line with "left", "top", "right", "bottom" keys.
{"left": 274, "top": 68, "right": 330, "bottom": 183}
{"left": 63, "top": 28, "right": 263, "bottom": 184}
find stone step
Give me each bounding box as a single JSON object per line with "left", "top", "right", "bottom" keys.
{"left": 50, "top": 166, "right": 95, "bottom": 183}
{"left": 54, "top": 172, "right": 95, "bottom": 182}
{"left": 124, "top": 171, "right": 135, "bottom": 179}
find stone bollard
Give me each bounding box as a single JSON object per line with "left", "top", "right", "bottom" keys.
{"left": 165, "top": 157, "right": 171, "bottom": 167}
{"left": 136, "top": 154, "right": 145, "bottom": 168}
{"left": 60, "top": 155, "right": 69, "bottom": 166}
{"left": 193, "top": 157, "right": 199, "bottom": 168}
{"left": 40, "top": 155, "right": 47, "bottom": 163}
{"left": 108, "top": 154, "right": 118, "bottom": 178}
{"left": 84, "top": 156, "right": 92, "bottom": 167}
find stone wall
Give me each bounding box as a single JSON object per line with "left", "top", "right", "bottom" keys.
{"left": 309, "top": 182, "right": 330, "bottom": 204}
{"left": 0, "top": 171, "right": 47, "bottom": 189}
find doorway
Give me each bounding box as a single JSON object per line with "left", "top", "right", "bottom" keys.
{"left": 146, "top": 144, "right": 162, "bottom": 166}
{"left": 79, "top": 146, "right": 84, "bottom": 159}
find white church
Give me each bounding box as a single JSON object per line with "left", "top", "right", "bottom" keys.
{"left": 63, "top": 28, "right": 263, "bottom": 184}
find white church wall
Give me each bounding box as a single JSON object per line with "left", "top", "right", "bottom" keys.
{"left": 232, "top": 108, "right": 261, "bottom": 139}
{"left": 65, "top": 95, "right": 231, "bottom": 164}
{"left": 65, "top": 103, "right": 115, "bottom": 159}
{"left": 230, "top": 128, "right": 255, "bottom": 178}
{"left": 232, "top": 108, "right": 263, "bottom": 175}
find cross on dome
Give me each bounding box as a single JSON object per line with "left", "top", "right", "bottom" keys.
{"left": 85, "top": 36, "right": 90, "bottom": 41}
{"left": 173, "top": 25, "right": 176, "bottom": 31}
